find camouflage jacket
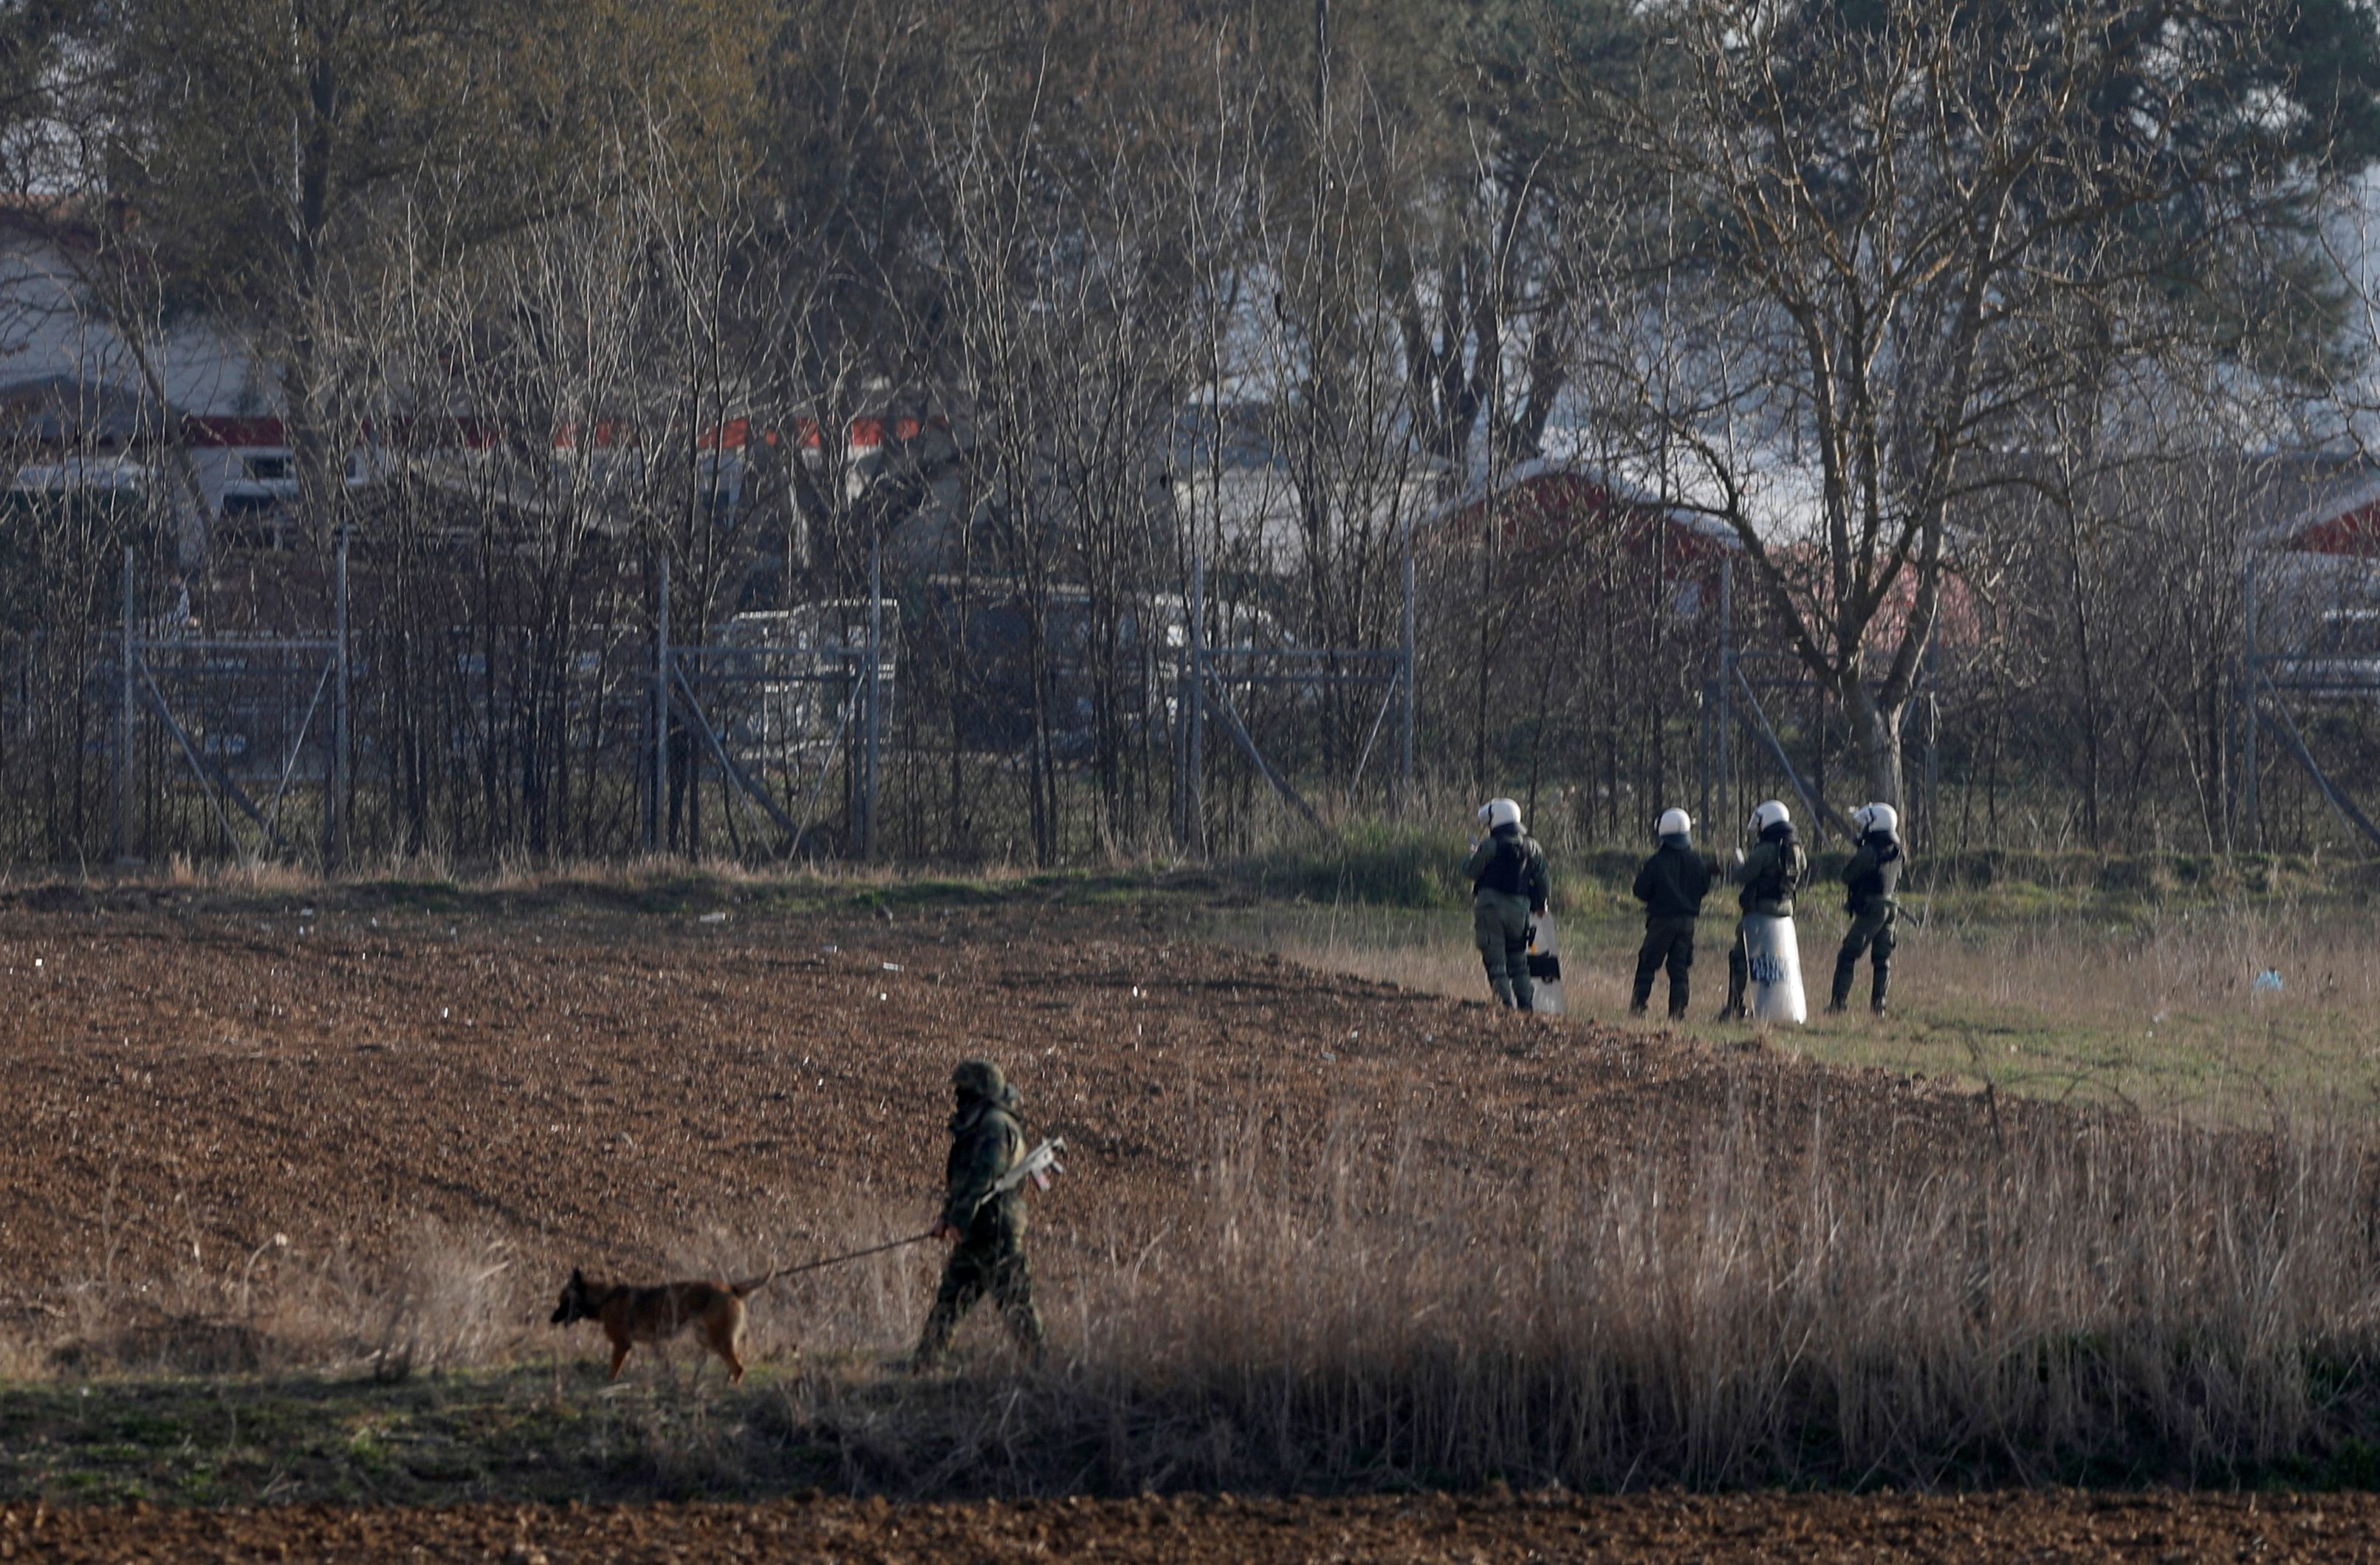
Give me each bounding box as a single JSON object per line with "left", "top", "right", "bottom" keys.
{"left": 1736, "top": 833, "right": 1806, "bottom": 917}
{"left": 942, "top": 1097, "right": 1028, "bottom": 1242}
{"left": 1841, "top": 833, "right": 1904, "bottom": 916}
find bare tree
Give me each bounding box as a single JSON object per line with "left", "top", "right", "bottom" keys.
{"left": 1565, "top": 0, "right": 2379, "bottom": 807}
{"left": 916, "top": 26, "right": 1220, "bottom": 862}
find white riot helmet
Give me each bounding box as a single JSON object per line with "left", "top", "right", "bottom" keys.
{"left": 1656, "top": 807, "right": 1693, "bottom": 839}
{"left": 1746, "top": 799, "right": 1792, "bottom": 837}
{"left": 1478, "top": 797, "right": 1523, "bottom": 832}
{"left": 1852, "top": 802, "right": 1900, "bottom": 838}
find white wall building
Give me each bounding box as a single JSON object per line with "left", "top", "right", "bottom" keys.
{"left": 0, "top": 205, "right": 283, "bottom": 558}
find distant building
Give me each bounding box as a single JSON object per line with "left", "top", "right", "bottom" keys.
{"left": 2264, "top": 457, "right": 2380, "bottom": 558}
{"left": 0, "top": 203, "right": 283, "bottom": 560}
{"left": 1423, "top": 460, "right": 1741, "bottom": 621}
{"left": 2253, "top": 453, "right": 2380, "bottom": 659}
{"left": 0, "top": 205, "right": 270, "bottom": 423}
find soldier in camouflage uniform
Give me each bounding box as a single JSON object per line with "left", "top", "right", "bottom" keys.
{"left": 1463, "top": 797, "right": 1551, "bottom": 1011}
{"left": 1828, "top": 802, "right": 1905, "bottom": 1016}
{"left": 911, "top": 1058, "right": 1045, "bottom": 1369}
{"left": 1721, "top": 800, "right": 1806, "bottom": 1020}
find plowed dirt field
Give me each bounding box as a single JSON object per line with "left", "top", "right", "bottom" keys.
{"left": 0, "top": 882, "right": 2333, "bottom": 1560}
{"left": 13, "top": 1487, "right": 2380, "bottom": 1561}
{"left": 0, "top": 885, "right": 1996, "bottom": 1307}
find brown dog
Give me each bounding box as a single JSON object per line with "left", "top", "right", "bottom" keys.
{"left": 549, "top": 1265, "right": 779, "bottom": 1383}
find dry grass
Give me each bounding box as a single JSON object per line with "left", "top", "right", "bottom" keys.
{"left": 3, "top": 849, "right": 1043, "bottom": 905}
{"left": 1234, "top": 892, "right": 2380, "bottom": 1122}
{"left": 24, "top": 1201, "right": 936, "bottom": 1385}
{"left": 13, "top": 1106, "right": 2380, "bottom": 1494}
{"left": 1905, "top": 894, "right": 2380, "bottom": 1108}
{"left": 6, "top": 869, "right": 2378, "bottom": 1496}
{"left": 1004, "top": 1107, "right": 2380, "bottom": 1492}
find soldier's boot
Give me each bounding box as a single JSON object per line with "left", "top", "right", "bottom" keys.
{"left": 1870, "top": 956, "right": 1891, "bottom": 1016}
{"left": 910, "top": 1250, "right": 987, "bottom": 1371}
{"left": 1484, "top": 958, "right": 1515, "bottom": 1008}
{"left": 1507, "top": 940, "right": 1534, "bottom": 1012}
{"left": 1667, "top": 972, "right": 1691, "bottom": 1021}
{"left": 1827, "top": 948, "right": 1857, "bottom": 1015}
{"left": 1004, "top": 1298, "right": 1046, "bottom": 1365}
{"left": 1719, "top": 943, "right": 1749, "bottom": 1019}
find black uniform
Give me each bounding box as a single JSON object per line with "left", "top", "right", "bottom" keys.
{"left": 1630, "top": 835, "right": 1712, "bottom": 1018}
{"left": 1828, "top": 829, "right": 1904, "bottom": 1013}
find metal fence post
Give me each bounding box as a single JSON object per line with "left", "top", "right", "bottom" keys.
{"left": 117, "top": 546, "right": 134, "bottom": 863}
{"left": 328, "top": 526, "right": 349, "bottom": 869}
{"left": 861, "top": 534, "right": 882, "bottom": 860}
{"left": 2240, "top": 549, "right": 2259, "bottom": 850}
{"left": 653, "top": 552, "right": 670, "bottom": 855}
{"left": 1399, "top": 513, "right": 1415, "bottom": 804}
{"left": 1187, "top": 549, "right": 1205, "bottom": 857}
{"left": 1922, "top": 634, "right": 1940, "bottom": 857}
{"left": 1698, "top": 688, "right": 1712, "bottom": 838}
{"left": 1173, "top": 609, "right": 1190, "bottom": 850}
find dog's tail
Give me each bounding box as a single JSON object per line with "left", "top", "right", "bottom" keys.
{"left": 727, "top": 1266, "right": 782, "bottom": 1298}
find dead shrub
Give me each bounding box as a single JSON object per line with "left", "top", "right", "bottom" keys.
{"left": 344, "top": 1220, "right": 524, "bottom": 1381}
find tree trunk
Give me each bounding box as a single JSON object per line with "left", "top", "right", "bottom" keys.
{"left": 1844, "top": 678, "right": 1904, "bottom": 810}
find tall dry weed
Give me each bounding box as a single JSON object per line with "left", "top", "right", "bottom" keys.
{"left": 1031, "top": 1107, "right": 2380, "bottom": 1490}
{"left": 353, "top": 1221, "right": 524, "bottom": 1379}
{"left": 16, "top": 1106, "right": 2380, "bottom": 1493}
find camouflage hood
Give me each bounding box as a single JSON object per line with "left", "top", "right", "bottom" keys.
{"left": 949, "top": 1057, "right": 1021, "bottom": 1132}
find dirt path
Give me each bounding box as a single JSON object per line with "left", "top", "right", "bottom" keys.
{"left": 9, "top": 1487, "right": 2379, "bottom": 1561}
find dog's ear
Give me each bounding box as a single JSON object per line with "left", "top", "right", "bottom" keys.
{"left": 569, "top": 1267, "right": 583, "bottom": 1284}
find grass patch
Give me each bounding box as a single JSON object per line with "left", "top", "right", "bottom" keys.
{"left": 1224, "top": 885, "right": 2380, "bottom": 1123}
{"left": 17, "top": 829, "right": 2375, "bottom": 928}
{"left": 1238, "top": 821, "right": 1472, "bottom": 909}
{"left": 0, "top": 1363, "right": 850, "bottom": 1507}
{"left": 0, "top": 860, "right": 1229, "bottom": 931}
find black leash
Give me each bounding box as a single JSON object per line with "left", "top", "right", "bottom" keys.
{"left": 770, "top": 1229, "right": 938, "bottom": 1279}
{"left": 764, "top": 1141, "right": 1064, "bottom": 1282}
